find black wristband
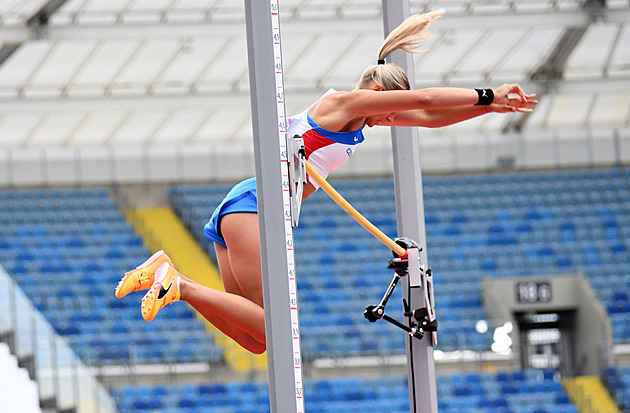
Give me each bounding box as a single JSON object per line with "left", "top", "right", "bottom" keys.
{"left": 474, "top": 88, "right": 494, "bottom": 106}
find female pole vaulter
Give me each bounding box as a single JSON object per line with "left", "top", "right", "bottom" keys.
{"left": 115, "top": 10, "right": 537, "bottom": 354}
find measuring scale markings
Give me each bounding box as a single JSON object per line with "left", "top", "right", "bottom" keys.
{"left": 270, "top": 0, "right": 304, "bottom": 411}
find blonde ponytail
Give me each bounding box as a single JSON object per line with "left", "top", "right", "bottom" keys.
{"left": 356, "top": 9, "right": 444, "bottom": 91}
{"left": 378, "top": 9, "right": 444, "bottom": 60}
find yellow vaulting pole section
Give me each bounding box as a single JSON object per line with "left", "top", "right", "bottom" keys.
{"left": 304, "top": 160, "right": 407, "bottom": 257}
{"left": 126, "top": 207, "right": 267, "bottom": 373}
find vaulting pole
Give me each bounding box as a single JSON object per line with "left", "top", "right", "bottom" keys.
{"left": 305, "top": 160, "right": 407, "bottom": 257}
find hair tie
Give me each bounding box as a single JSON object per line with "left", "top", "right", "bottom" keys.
{"left": 377, "top": 59, "right": 385, "bottom": 65}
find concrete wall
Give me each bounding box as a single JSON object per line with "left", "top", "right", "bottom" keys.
{"left": 0, "top": 127, "right": 628, "bottom": 187}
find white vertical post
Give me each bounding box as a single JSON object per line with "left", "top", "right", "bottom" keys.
{"left": 381, "top": 1, "right": 439, "bottom": 412}
{"left": 243, "top": 1, "right": 304, "bottom": 412}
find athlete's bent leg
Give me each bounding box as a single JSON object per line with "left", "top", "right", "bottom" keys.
{"left": 178, "top": 213, "right": 267, "bottom": 353}
{"left": 220, "top": 213, "right": 264, "bottom": 307}
{"left": 180, "top": 277, "right": 266, "bottom": 354}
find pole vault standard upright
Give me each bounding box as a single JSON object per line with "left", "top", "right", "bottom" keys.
{"left": 244, "top": 1, "right": 304, "bottom": 413}
{"left": 382, "top": 1, "right": 439, "bottom": 412}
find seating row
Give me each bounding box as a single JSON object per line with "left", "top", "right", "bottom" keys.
{"left": 110, "top": 370, "right": 573, "bottom": 413}
{"left": 0, "top": 186, "right": 223, "bottom": 366}
{"left": 170, "top": 167, "right": 630, "bottom": 356}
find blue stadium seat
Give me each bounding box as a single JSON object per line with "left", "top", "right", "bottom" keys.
{"left": 17, "top": 167, "right": 611, "bottom": 411}
{"left": 0, "top": 186, "right": 223, "bottom": 367}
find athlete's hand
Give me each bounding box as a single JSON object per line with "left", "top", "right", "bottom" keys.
{"left": 490, "top": 83, "right": 538, "bottom": 113}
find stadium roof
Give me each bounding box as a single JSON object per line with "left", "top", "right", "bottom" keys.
{"left": 0, "top": 0, "right": 628, "bottom": 148}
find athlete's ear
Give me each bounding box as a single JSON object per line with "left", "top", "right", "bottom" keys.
{"left": 372, "top": 84, "right": 383, "bottom": 91}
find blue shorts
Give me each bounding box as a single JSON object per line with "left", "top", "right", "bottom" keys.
{"left": 203, "top": 178, "right": 258, "bottom": 248}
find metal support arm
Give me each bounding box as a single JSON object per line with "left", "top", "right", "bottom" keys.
{"left": 364, "top": 238, "right": 438, "bottom": 343}
{"left": 286, "top": 134, "right": 306, "bottom": 228}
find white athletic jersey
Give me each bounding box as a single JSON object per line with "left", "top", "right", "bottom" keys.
{"left": 287, "top": 90, "right": 365, "bottom": 189}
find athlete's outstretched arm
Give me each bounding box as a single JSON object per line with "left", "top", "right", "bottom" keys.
{"left": 386, "top": 94, "right": 538, "bottom": 128}
{"left": 310, "top": 83, "right": 534, "bottom": 130}
{"left": 347, "top": 83, "right": 531, "bottom": 114}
